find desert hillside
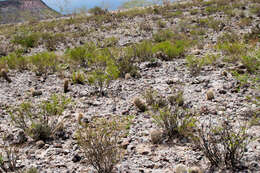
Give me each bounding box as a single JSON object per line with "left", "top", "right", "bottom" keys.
{"left": 0, "top": 0, "right": 60, "bottom": 24}
{"left": 0, "top": 0, "right": 259, "bottom": 172}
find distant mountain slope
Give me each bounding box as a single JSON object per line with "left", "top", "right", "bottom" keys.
{"left": 0, "top": 0, "right": 60, "bottom": 24}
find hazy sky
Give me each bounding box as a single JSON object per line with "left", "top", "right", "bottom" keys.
{"left": 42, "top": 0, "right": 129, "bottom": 14}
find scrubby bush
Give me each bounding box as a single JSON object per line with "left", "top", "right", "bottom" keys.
{"left": 87, "top": 48, "right": 119, "bottom": 95}
{"left": 29, "top": 52, "right": 59, "bottom": 76}
{"left": 186, "top": 55, "right": 204, "bottom": 76}
{"left": 133, "top": 97, "right": 147, "bottom": 112}
{"left": 116, "top": 50, "right": 140, "bottom": 78}
{"left": 193, "top": 121, "right": 251, "bottom": 170}
{"left": 66, "top": 46, "right": 88, "bottom": 67}
{"left": 0, "top": 145, "right": 20, "bottom": 172}
{"left": 152, "top": 41, "right": 187, "bottom": 60}
{"left": 153, "top": 29, "right": 174, "bottom": 42}
{"left": 241, "top": 51, "right": 260, "bottom": 73}
{"left": 9, "top": 94, "right": 71, "bottom": 141}
{"left": 12, "top": 32, "right": 40, "bottom": 48}
{"left": 0, "top": 53, "right": 28, "bottom": 71}
{"left": 42, "top": 32, "right": 65, "bottom": 51}
{"left": 77, "top": 117, "right": 128, "bottom": 173}
{"left": 88, "top": 6, "right": 108, "bottom": 15}
{"left": 132, "top": 41, "right": 153, "bottom": 61}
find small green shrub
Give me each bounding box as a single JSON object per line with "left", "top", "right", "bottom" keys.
{"left": 186, "top": 55, "right": 204, "bottom": 75}
{"left": 101, "top": 37, "right": 119, "bottom": 48}
{"left": 77, "top": 117, "right": 127, "bottom": 173}
{"left": 168, "top": 90, "right": 184, "bottom": 107}
{"left": 66, "top": 43, "right": 96, "bottom": 67}
{"left": 152, "top": 107, "right": 196, "bottom": 139}
{"left": 88, "top": 6, "right": 108, "bottom": 15}
{"left": 0, "top": 53, "right": 28, "bottom": 71}
{"left": 29, "top": 52, "right": 59, "bottom": 76}
{"left": 12, "top": 32, "right": 40, "bottom": 48}
{"left": 217, "top": 42, "right": 247, "bottom": 62}
{"left": 152, "top": 41, "right": 187, "bottom": 60}
{"left": 241, "top": 53, "right": 260, "bottom": 73}
{"left": 193, "top": 121, "right": 251, "bottom": 170}
{"left": 10, "top": 94, "right": 71, "bottom": 141}
{"left": 87, "top": 48, "right": 119, "bottom": 95}
{"left": 42, "top": 32, "right": 65, "bottom": 51}
{"left": 117, "top": 48, "right": 140, "bottom": 78}
{"left": 153, "top": 29, "right": 174, "bottom": 42}
{"left": 157, "top": 20, "right": 167, "bottom": 28}
{"left": 132, "top": 41, "right": 153, "bottom": 61}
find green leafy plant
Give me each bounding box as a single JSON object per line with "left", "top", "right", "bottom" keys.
{"left": 186, "top": 55, "right": 204, "bottom": 75}
{"left": 152, "top": 41, "right": 187, "bottom": 60}
{"left": 87, "top": 48, "right": 119, "bottom": 95}
{"left": 10, "top": 94, "right": 71, "bottom": 141}
{"left": 12, "top": 31, "right": 40, "bottom": 48}
{"left": 29, "top": 52, "right": 59, "bottom": 76}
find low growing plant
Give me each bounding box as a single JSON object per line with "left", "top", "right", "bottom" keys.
{"left": 9, "top": 94, "right": 71, "bottom": 141}
{"left": 152, "top": 107, "right": 196, "bottom": 139}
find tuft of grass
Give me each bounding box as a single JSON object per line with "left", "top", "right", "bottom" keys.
{"left": 153, "top": 29, "right": 174, "bottom": 43}
{"left": 72, "top": 71, "right": 85, "bottom": 85}
{"left": 152, "top": 107, "right": 197, "bottom": 139}
{"left": 133, "top": 97, "right": 147, "bottom": 112}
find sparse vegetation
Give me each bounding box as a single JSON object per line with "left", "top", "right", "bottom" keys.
{"left": 9, "top": 94, "right": 71, "bottom": 141}
{"left": 72, "top": 71, "right": 85, "bottom": 84}
{"left": 152, "top": 107, "right": 196, "bottom": 139}
{"left": 77, "top": 116, "right": 128, "bottom": 173}
{"left": 192, "top": 121, "right": 251, "bottom": 170}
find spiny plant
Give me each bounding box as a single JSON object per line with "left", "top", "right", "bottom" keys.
{"left": 9, "top": 94, "right": 71, "bottom": 141}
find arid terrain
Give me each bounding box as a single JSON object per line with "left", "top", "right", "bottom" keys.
{"left": 0, "top": 0, "right": 259, "bottom": 172}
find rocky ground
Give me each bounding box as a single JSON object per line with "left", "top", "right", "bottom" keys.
{"left": 0, "top": 0, "right": 259, "bottom": 172}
